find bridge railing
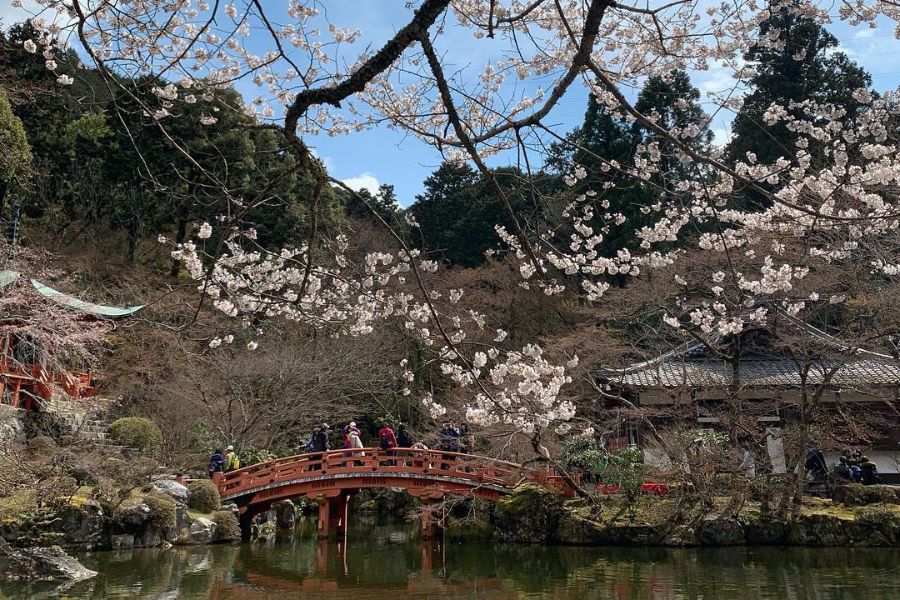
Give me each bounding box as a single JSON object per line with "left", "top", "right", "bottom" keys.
{"left": 219, "top": 448, "right": 548, "bottom": 500}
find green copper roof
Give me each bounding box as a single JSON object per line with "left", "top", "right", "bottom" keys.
{"left": 1, "top": 270, "right": 142, "bottom": 318}
{"left": 29, "top": 279, "right": 144, "bottom": 318}
{"left": 0, "top": 270, "right": 19, "bottom": 287}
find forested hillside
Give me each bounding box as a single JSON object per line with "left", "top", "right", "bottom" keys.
{"left": 1, "top": 0, "right": 899, "bottom": 504}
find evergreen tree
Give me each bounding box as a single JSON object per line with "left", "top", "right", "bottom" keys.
{"left": 409, "top": 163, "right": 539, "bottom": 267}
{"left": 409, "top": 162, "right": 479, "bottom": 266}
{"left": 0, "top": 88, "right": 32, "bottom": 215}
{"left": 727, "top": 0, "right": 871, "bottom": 168}
{"left": 548, "top": 70, "right": 710, "bottom": 262}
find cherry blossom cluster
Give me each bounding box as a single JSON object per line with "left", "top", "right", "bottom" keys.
{"left": 17, "top": 0, "right": 900, "bottom": 437}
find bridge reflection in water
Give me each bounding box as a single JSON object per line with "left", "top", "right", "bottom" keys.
{"left": 40, "top": 519, "right": 900, "bottom": 600}
{"left": 212, "top": 448, "right": 575, "bottom": 539}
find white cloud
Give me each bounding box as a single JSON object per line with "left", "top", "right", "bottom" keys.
{"left": 342, "top": 172, "right": 380, "bottom": 195}
{"left": 853, "top": 28, "right": 876, "bottom": 39}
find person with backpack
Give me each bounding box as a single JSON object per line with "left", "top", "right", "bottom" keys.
{"left": 379, "top": 423, "right": 397, "bottom": 450}
{"left": 224, "top": 445, "right": 241, "bottom": 472}
{"left": 208, "top": 448, "right": 225, "bottom": 478}
{"left": 859, "top": 456, "right": 881, "bottom": 485}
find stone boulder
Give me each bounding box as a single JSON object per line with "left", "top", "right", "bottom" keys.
{"left": 113, "top": 501, "right": 151, "bottom": 532}
{"left": 151, "top": 480, "right": 191, "bottom": 504}
{"left": 833, "top": 484, "right": 900, "bottom": 506}
{"left": 57, "top": 498, "right": 106, "bottom": 549}
{"left": 184, "top": 517, "right": 217, "bottom": 545}
{"left": 274, "top": 500, "right": 296, "bottom": 530}
{"left": 2, "top": 546, "right": 97, "bottom": 583}
{"left": 695, "top": 518, "right": 745, "bottom": 545}
{"left": 0, "top": 405, "right": 26, "bottom": 444}
{"left": 493, "top": 483, "right": 563, "bottom": 544}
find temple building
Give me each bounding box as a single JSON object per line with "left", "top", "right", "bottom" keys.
{"left": 0, "top": 270, "right": 142, "bottom": 412}
{"left": 597, "top": 320, "right": 900, "bottom": 483}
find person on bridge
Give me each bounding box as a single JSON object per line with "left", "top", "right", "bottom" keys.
{"left": 313, "top": 424, "right": 331, "bottom": 452}
{"left": 208, "top": 448, "right": 225, "bottom": 478}
{"left": 348, "top": 427, "right": 365, "bottom": 465}
{"left": 340, "top": 422, "right": 361, "bottom": 449}
{"left": 379, "top": 423, "right": 398, "bottom": 449}
{"left": 397, "top": 423, "right": 414, "bottom": 448}
{"left": 439, "top": 422, "right": 461, "bottom": 452}
{"left": 224, "top": 445, "right": 241, "bottom": 471}
{"left": 349, "top": 427, "right": 364, "bottom": 449}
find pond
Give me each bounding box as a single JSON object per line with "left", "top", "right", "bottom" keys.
{"left": 4, "top": 517, "right": 900, "bottom": 599}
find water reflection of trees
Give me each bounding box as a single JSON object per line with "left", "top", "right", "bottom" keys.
{"left": 15, "top": 535, "right": 900, "bottom": 599}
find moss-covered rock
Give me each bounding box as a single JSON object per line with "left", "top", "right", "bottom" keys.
{"left": 493, "top": 483, "right": 562, "bottom": 543}
{"left": 833, "top": 484, "right": 900, "bottom": 506}
{"left": 112, "top": 492, "right": 176, "bottom": 547}
{"left": 695, "top": 517, "right": 745, "bottom": 545}
{"left": 212, "top": 510, "right": 241, "bottom": 542}
{"left": 187, "top": 479, "right": 221, "bottom": 513}
{"left": 108, "top": 417, "right": 162, "bottom": 452}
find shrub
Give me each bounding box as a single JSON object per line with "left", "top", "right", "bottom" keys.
{"left": 854, "top": 505, "right": 900, "bottom": 526}
{"left": 114, "top": 493, "right": 176, "bottom": 531}
{"left": 188, "top": 479, "right": 221, "bottom": 513}
{"left": 144, "top": 493, "right": 177, "bottom": 530}
{"left": 599, "top": 446, "right": 652, "bottom": 504}
{"left": 109, "top": 417, "right": 162, "bottom": 452}
{"left": 212, "top": 510, "right": 241, "bottom": 542}
{"left": 241, "top": 446, "right": 276, "bottom": 467}
{"left": 559, "top": 436, "right": 603, "bottom": 472}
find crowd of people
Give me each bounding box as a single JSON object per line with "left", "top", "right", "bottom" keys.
{"left": 205, "top": 421, "right": 478, "bottom": 478}
{"left": 834, "top": 449, "right": 881, "bottom": 485}
{"left": 296, "top": 420, "right": 473, "bottom": 453}
{"left": 805, "top": 448, "right": 882, "bottom": 486}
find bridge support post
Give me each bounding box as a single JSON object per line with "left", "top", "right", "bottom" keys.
{"left": 316, "top": 495, "right": 331, "bottom": 538}
{"left": 418, "top": 493, "right": 444, "bottom": 540}
{"left": 315, "top": 491, "right": 352, "bottom": 539}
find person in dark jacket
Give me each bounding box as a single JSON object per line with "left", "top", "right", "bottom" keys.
{"left": 397, "top": 423, "right": 414, "bottom": 448}
{"left": 314, "top": 424, "right": 330, "bottom": 452}
{"left": 208, "top": 448, "right": 225, "bottom": 478}
{"left": 859, "top": 456, "right": 881, "bottom": 485}
{"left": 439, "top": 422, "right": 460, "bottom": 452}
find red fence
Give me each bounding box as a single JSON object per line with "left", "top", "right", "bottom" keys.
{"left": 217, "top": 448, "right": 575, "bottom": 505}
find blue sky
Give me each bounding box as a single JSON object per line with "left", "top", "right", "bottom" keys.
{"left": 4, "top": 1, "right": 900, "bottom": 206}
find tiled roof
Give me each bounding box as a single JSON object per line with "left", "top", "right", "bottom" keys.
{"left": 605, "top": 358, "right": 900, "bottom": 389}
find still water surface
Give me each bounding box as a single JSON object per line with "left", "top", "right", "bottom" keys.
{"left": 4, "top": 518, "right": 900, "bottom": 599}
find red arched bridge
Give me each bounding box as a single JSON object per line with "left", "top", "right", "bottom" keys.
{"left": 207, "top": 448, "right": 576, "bottom": 539}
